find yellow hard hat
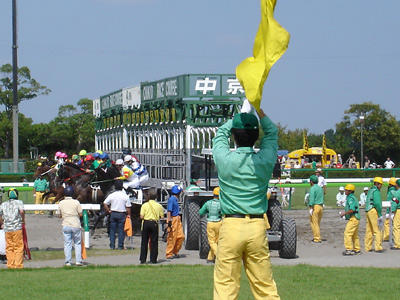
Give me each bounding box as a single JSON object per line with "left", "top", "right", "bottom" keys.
{"left": 213, "top": 187, "right": 220, "bottom": 196}
{"left": 389, "top": 177, "right": 397, "bottom": 186}
{"left": 373, "top": 177, "right": 383, "bottom": 184}
{"left": 345, "top": 184, "right": 355, "bottom": 192}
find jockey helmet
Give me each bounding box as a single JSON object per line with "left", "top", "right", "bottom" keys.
{"left": 72, "top": 154, "right": 79, "bottom": 160}
{"left": 171, "top": 185, "right": 182, "bottom": 195}
{"left": 95, "top": 150, "right": 103, "bottom": 155}
{"left": 100, "top": 153, "right": 107, "bottom": 160}
{"left": 8, "top": 188, "right": 18, "bottom": 199}
{"left": 79, "top": 150, "right": 87, "bottom": 156}
{"left": 64, "top": 186, "right": 74, "bottom": 197}
{"left": 37, "top": 162, "right": 42, "bottom": 166}
{"left": 85, "top": 154, "right": 94, "bottom": 161}
{"left": 115, "top": 159, "right": 124, "bottom": 165}
{"left": 55, "top": 151, "right": 62, "bottom": 157}
{"left": 93, "top": 152, "right": 100, "bottom": 159}
{"left": 61, "top": 153, "right": 68, "bottom": 158}
{"left": 124, "top": 155, "right": 133, "bottom": 163}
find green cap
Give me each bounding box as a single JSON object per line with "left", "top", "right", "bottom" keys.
{"left": 8, "top": 188, "right": 18, "bottom": 199}
{"left": 232, "top": 113, "right": 259, "bottom": 130}
{"left": 309, "top": 175, "right": 318, "bottom": 184}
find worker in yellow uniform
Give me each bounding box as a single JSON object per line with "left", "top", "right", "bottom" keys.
{"left": 213, "top": 109, "right": 280, "bottom": 300}
{"left": 340, "top": 184, "right": 360, "bottom": 255}
{"left": 199, "top": 187, "right": 222, "bottom": 263}
{"left": 383, "top": 177, "right": 397, "bottom": 241}
{"left": 364, "top": 177, "right": 383, "bottom": 252}
{"left": 308, "top": 174, "right": 324, "bottom": 243}
{"left": 33, "top": 172, "right": 49, "bottom": 214}
{"left": 391, "top": 179, "right": 400, "bottom": 250}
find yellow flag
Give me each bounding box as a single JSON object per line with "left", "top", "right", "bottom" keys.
{"left": 236, "top": 0, "right": 290, "bottom": 110}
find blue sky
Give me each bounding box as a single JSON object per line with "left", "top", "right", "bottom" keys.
{"left": 0, "top": 0, "right": 399, "bottom": 133}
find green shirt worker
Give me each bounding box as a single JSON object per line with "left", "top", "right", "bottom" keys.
{"left": 364, "top": 177, "right": 384, "bottom": 252}
{"left": 308, "top": 175, "right": 324, "bottom": 243}
{"left": 390, "top": 179, "right": 400, "bottom": 250}
{"left": 212, "top": 109, "right": 280, "bottom": 300}
{"left": 199, "top": 187, "right": 222, "bottom": 263}
{"left": 33, "top": 174, "right": 49, "bottom": 215}
{"left": 340, "top": 184, "right": 360, "bottom": 255}
{"left": 383, "top": 177, "right": 397, "bottom": 241}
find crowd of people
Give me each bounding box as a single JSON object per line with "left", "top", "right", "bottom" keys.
{"left": 307, "top": 171, "right": 400, "bottom": 255}
{"left": 279, "top": 153, "right": 397, "bottom": 170}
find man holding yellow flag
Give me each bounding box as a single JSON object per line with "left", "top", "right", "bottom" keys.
{"left": 213, "top": 0, "right": 289, "bottom": 298}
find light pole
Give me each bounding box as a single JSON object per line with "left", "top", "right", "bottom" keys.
{"left": 360, "top": 115, "right": 364, "bottom": 169}
{"left": 12, "top": 0, "right": 19, "bottom": 173}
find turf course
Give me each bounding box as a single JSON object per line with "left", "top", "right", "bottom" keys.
{"left": 1, "top": 264, "right": 398, "bottom": 299}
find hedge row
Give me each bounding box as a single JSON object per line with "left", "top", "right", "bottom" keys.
{"left": 0, "top": 174, "right": 34, "bottom": 183}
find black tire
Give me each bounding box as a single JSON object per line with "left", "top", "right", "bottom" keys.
{"left": 199, "top": 217, "right": 210, "bottom": 259}
{"left": 279, "top": 217, "right": 297, "bottom": 259}
{"left": 267, "top": 199, "right": 282, "bottom": 231}
{"left": 184, "top": 201, "right": 200, "bottom": 250}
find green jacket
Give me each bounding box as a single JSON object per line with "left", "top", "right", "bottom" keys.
{"left": 33, "top": 178, "right": 49, "bottom": 192}
{"left": 386, "top": 186, "right": 396, "bottom": 213}
{"left": 212, "top": 116, "right": 277, "bottom": 215}
{"left": 392, "top": 189, "right": 400, "bottom": 211}
{"left": 345, "top": 193, "right": 360, "bottom": 220}
{"left": 309, "top": 184, "right": 324, "bottom": 206}
{"left": 199, "top": 198, "right": 221, "bottom": 222}
{"left": 365, "top": 185, "right": 382, "bottom": 217}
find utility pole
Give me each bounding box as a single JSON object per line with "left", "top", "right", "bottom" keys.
{"left": 12, "top": 0, "right": 19, "bottom": 173}
{"left": 360, "top": 115, "right": 364, "bottom": 169}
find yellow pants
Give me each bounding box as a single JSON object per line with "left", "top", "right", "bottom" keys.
{"left": 214, "top": 217, "right": 280, "bottom": 300}
{"left": 383, "top": 218, "right": 390, "bottom": 241}
{"left": 344, "top": 216, "right": 360, "bottom": 251}
{"left": 364, "top": 209, "right": 383, "bottom": 252}
{"left": 5, "top": 230, "right": 24, "bottom": 269}
{"left": 393, "top": 210, "right": 400, "bottom": 248}
{"left": 35, "top": 191, "right": 45, "bottom": 214}
{"left": 310, "top": 205, "right": 323, "bottom": 242}
{"left": 166, "top": 216, "right": 185, "bottom": 258}
{"left": 207, "top": 221, "right": 222, "bottom": 261}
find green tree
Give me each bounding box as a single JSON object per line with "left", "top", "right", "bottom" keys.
{"left": 0, "top": 64, "right": 51, "bottom": 157}
{"left": 335, "top": 102, "right": 400, "bottom": 164}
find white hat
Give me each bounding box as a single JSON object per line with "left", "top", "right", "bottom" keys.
{"left": 124, "top": 155, "right": 133, "bottom": 162}
{"left": 364, "top": 187, "right": 369, "bottom": 191}
{"left": 339, "top": 186, "right": 344, "bottom": 191}
{"left": 115, "top": 159, "right": 124, "bottom": 165}
{"left": 316, "top": 168, "right": 322, "bottom": 173}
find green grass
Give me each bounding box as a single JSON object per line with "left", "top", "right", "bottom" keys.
{"left": 0, "top": 264, "right": 398, "bottom": 299}
{"left": 30, "top": 249, "right": 139, "bottom": 261}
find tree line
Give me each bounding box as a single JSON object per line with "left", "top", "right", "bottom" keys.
{"left": 0, "top": 64, "right": 94, "bottom": 158}
{"left": 1, "top": 63, "right": 399, "bottom": 163}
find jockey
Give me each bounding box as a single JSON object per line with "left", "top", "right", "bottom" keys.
{"left": 99, "top": 153, "right": 112, "bottom": 169}
{"left": 78, "top": 149, "right": 87, "bottom": 167}
{"left": 83, "top": 154, "right": 94, "bottom": 172}
{"left": 115, "top": 155, "right": 149, "bottom": 190}
{"left": 72, "top": 154, "right": 80, "bottom": 165}
{"left": 90, "top": 152, "right": 103, "bottom": 171}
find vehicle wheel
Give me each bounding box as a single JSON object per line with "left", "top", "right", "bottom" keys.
{"left": 279, "top": 217, "right": 297, "bottom": 259}
{"left": 267, "top": 199, "right": 282, "bottom": 231}
{"left": 184, "top": 201, "right": 200, "bottom": 250}
{"left": 199, "top": 217, "right": 210, "bottom": 259}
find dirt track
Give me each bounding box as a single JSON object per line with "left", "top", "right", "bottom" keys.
{"left": 1, "top": 209, "right": 400, "bottom": 269}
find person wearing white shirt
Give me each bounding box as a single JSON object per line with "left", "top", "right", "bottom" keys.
{"left": 316, "top": 168, "right": 327, "bottom": 194}
{"left": 103, "top": 180, "right": 132, "bottom": 249}
{"left": 384, "top": 157, "right": 395, "bottom": 169}
{"left": 336, "top": 187, "right": 346, "bottom": 207}
{"left": 359, "top": 187, "right": 368, "bottom": 207}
